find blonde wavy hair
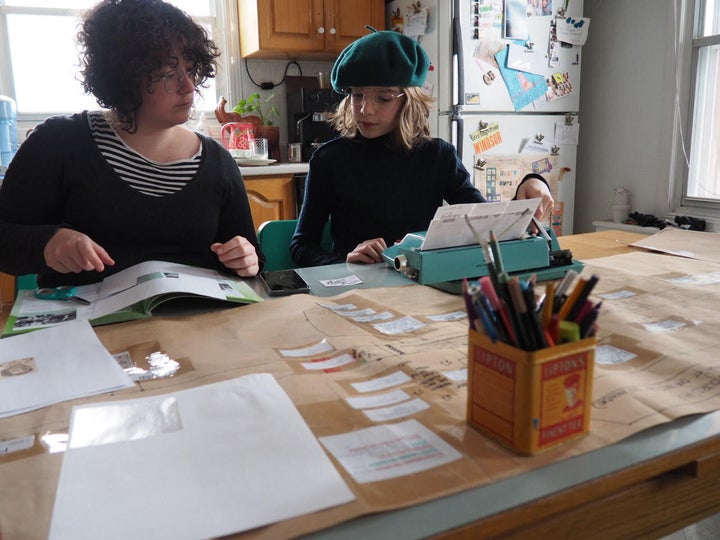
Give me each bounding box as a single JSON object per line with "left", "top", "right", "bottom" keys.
{"left": 330, "top": 86, "right": 435, "bottom": 152}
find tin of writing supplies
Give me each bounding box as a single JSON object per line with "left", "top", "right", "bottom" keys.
{"left": 467, "top": 329, "right": 595, "bottom": 455}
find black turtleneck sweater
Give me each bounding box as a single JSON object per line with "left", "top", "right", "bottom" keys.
{"left": 290, "top": 135, "right": 485, "bottom": 267}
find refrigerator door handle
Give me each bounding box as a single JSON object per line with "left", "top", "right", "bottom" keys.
{"left": 452, "top": 9, "right": 463, "bottom": 106}
{"left": 453, "top": 115, "right": 464, "bottom": 161}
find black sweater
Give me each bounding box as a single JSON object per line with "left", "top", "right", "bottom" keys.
{"left": 291, "top": 135, "right": 485, "bottom": 267}
{"left": 0, "top": 112, "right": 263, "bottom": 287}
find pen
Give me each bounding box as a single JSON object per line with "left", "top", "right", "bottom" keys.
{"left": 579, "top": 301, "right": 602, "bottom": 338}
{"left": 553, "top": 269, "right": 578, "bottom": 314}
{"left": 469, "top": 285, "right": 499, "bottom": 342}
{"left": 479, "top": 276, "right": 515, "bottom": 345}
{"left": 507, "top": 276, "right": 534, "bottom": 350}
{"left": 522, "top": 280, "right": 547, "bottom": 349}
{"left": 462, "top": 277, "right": 478, "bottom": 331}
{"left": 566, "top": 274, "right": 599, "bottom": 322}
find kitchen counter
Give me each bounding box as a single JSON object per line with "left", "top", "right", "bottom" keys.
{"left": 238, "top": 163, "right": 309, "bottom": 176}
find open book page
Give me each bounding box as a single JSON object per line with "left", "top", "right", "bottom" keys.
{"left": 90, "top": 261, "right": 262, "bottom": 321}
{"left": 2, "top": 262, "right": 262, "bottom": 336}
{"left": 421, "top": 199, "right": 541, "bottom": 250}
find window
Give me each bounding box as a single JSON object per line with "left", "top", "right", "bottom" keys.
{"left": 0, "top": 0, "right": 236, "bottom": 120}
{"left": 678, "top": 0, "right": 720, "bottom": 210}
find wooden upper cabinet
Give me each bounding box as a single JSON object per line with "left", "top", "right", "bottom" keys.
{"left": 238, "top": 0, "right": 385, "bottom": 60}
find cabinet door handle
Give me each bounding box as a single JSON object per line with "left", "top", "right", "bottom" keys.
{"left": 317, "top": 26, "right": 325, "bottom": 34}
{"left": 329, "top": 27, "right": 336, "bottom": 35}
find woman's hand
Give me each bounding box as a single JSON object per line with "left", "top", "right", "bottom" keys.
{"left": 346, "top": 238, "right": 387, "bottom": 264}
{"left": 516, "top": 178, "right": 555, "bottom": 221}
{"left": 211, "top": 236, "right": 259, "bottom": 277}
{"left": 43, "top": 228, "right": 115, "bottom": 274}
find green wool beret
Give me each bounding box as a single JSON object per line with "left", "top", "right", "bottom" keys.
{"left": 330, "top": 29, "right": 430, "bottom": 93}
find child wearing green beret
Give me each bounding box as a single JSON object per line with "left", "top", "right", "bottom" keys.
{"left": 290, "top": 29, "right": 553, "bottom": 267}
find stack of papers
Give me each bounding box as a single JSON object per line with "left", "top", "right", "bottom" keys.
{"left": 49, "top": 373, "right": 355, "bottom": 539}
{"left": 421, "top": 199, "right": 541, "bottom": 250}
{"left": 0, "top": 320, "right": 134, "bottom": 418}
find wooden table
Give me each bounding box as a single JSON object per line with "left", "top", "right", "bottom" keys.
{"left": 304, "top": 229, "right": 720, "bottom": 540}
{"left": 4, "top": 230, "right": 720, "bottom": 540}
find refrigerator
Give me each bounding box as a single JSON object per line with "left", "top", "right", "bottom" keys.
{"left": 386, "top": 0, "right": 587, "bottom": 235}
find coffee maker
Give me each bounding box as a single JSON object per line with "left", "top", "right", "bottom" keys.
{"left": 285, "top": 77, "right": 344, "bottom": 162}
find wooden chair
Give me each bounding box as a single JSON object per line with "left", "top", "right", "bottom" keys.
{"left": 0, "top": 273, "right": 37, "bottom": 303}
{"left": 257, "top": 219, "right": 331, "bottom": 271}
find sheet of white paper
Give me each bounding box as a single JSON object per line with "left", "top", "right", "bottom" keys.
{"left": 0, "top": 320, "right": 134, "bottom": 418}
{"left": 319, "top": 419, "right": 462, "bottom": 484}
{"left": 555, "top": 121, "right": 580, "bottom": 145}
{"left": 521, "top": 138, "right": 551, "bottom": 154}
{"left": 506, "top": 43, "right": 547, "bottom": 75}
{"left": 421, "top": 199, "right": 541, "bottom": 250}
{"left": 49, "top": 373, "right": 355, "bottom": 540}
{"left": 557, "top": 16, "right": 590, "bottom": 46}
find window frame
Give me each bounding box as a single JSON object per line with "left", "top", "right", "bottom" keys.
{"left": 672, "top": 0, "right": 720, "bottom": 218}
{"left": 0, "top": 0, "right": 240, "bottom": 127}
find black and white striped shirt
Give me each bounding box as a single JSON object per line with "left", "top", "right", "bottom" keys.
{"left": 88, "top": 111, "right": 201, "bottom": 197}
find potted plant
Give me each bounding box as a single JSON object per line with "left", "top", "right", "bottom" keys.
{"left": 232, "top": 92, "right": 279, "bottom": 126}
{"left": 215, "top": 94, "right": 280, "bottom": 161}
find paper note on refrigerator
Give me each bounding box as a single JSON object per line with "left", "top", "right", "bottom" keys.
{"left": 506, "top": 43, "right": 547, "bottom": 75}
{"left": 420, "top": 199, "right": 541, "bottom": 250}
{"left": 557, "top": 16, "right": 591, "bottom": 46}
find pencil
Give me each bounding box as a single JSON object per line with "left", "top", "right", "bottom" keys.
{"left": 540, "top": 281, "right": 555, "bottom": 329}
{"left": 557, "top": 276, "right": 588, "bottom": 321}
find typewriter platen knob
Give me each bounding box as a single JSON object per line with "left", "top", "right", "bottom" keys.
{"left": 394, "top": 255, "right": 408, "bottom": 272}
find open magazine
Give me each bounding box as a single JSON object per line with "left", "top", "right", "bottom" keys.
{"left": 2, "top": 261, "right": 263, "bottom": 337}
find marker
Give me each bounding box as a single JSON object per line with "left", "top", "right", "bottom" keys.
{"left": 558, "top": 320, "right": 581, "bottom": 343}
{"left": 522, "top": 280, "right": 547, "bottom": 349}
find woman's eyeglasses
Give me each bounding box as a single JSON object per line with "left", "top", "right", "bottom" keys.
{"left": 347, "top": 89, "right": 405, "bottom": 108}
{"left": 159, "top": 68, "right": 199, "bottom": 94}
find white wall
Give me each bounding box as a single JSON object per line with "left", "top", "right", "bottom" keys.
{"left": 576, "top": 0, "right": 679, "bottom": 233}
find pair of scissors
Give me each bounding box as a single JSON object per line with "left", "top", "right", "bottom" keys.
{"left": 34, "top": 286, "right": 91, "bottom": 305}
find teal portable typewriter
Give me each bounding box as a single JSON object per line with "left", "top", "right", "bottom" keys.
{"left": 381, "top": 225, "right": 583, "bottom": 294}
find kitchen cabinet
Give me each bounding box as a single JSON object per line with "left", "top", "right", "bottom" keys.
{"left": 238, "top": 0, "right": 385, "bottom": 60}
{"left": 244, "top": 174, "right": 297, "bottom": 231}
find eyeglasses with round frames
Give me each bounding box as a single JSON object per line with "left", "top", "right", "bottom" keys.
{"left": 158, "top": 67, "right": 199, "bottom": 94}
{"left": 347, "top": 89, "right": 405, "bottom": 108}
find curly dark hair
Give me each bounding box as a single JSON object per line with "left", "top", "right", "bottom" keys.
{"left": 77, "top": 0, "right": 220, "bottom": 132}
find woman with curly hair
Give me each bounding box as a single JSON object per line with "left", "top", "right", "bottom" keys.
{"left": 290, "top": 30, "right": 553, "bottom": 267}
{"left": 0, "top": 0, "right": 263, "bottom": 287}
